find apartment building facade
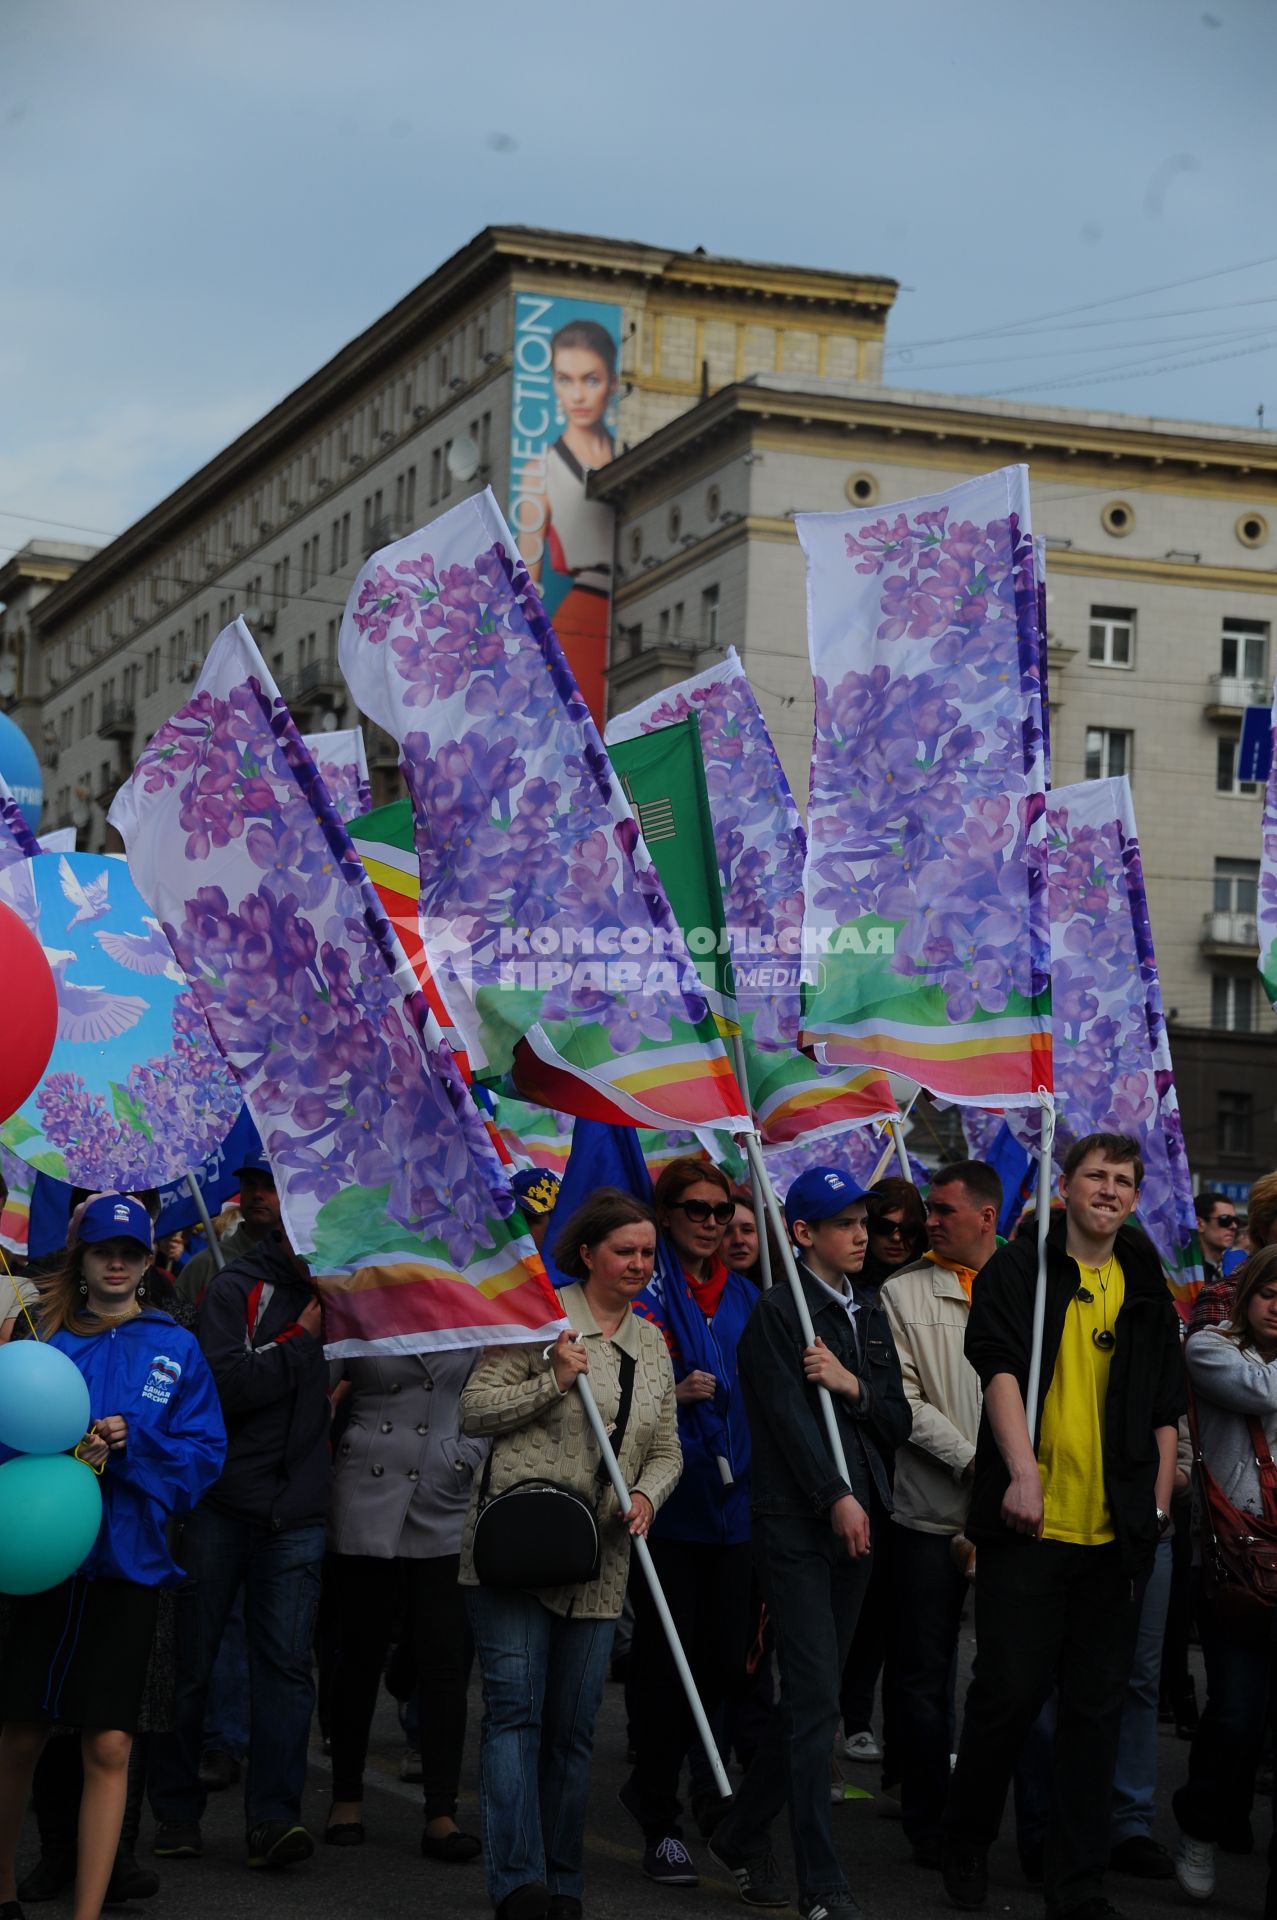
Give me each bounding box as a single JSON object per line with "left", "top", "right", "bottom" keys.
{"left": 3, "top": 225, "right": 1275, "bottom": 1191}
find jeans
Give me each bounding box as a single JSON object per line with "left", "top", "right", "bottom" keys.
{"left": 1173, "top": 1572, "right": 1277, "bottom": 1844}
{"left": 889, "top": 1525, "right": 967, "bottom": 1845}
{"left": 1111, "top": 1536, "right": 1173, "bottom": 1842}
{"left": 148, "top": 1507, "right": 325, "bottom": 1832}
{"left": 202, "top": 1588, "right": 249, "bottom": 1760}
{"left": 943, "top": 1539, "right": 1142, "bottom": 1917}
{"left": 465, "top": 1585, "right": 615, "bottom": 1906}
{"left": 624, "top": 1537, "right": 752, "bottom": 1837}
{"left": 713, "top": 1510, "right": 872, "bottom": 1903}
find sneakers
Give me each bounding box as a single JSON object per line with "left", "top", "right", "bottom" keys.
{"left": 842, "top": 1730, "right": 881, "bottom": 1764}
{"left": 708, "top": 1837, "right": 789, "bottom": 1908}
{"left": 1174, "top": 1833, "right": 1217, "bottom": 1902}
{"left": 245, "top": 1823, "right": 314, "bottom": 1869}
{"left": 799, "top": 1895, "right": 862, "bottom": 1919}
{"left": 399, "top": 1745, "right": 424, "bottom": 1783}
{"left": 643, "top": 1836, "right": 699, "bottom": 1886}
{"left": 941, "top": 1838, "right": 988, "bottom": 1910}
{"left": 152, "top": 1823, "right": 202, "bottom": 1860}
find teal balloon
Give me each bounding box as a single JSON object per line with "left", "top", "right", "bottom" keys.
{"left": 0, "top": 1454, "right": 103, "bottom": 1594}
{"left": 0, "top": 1340, "right": 91, "bottom": 1455}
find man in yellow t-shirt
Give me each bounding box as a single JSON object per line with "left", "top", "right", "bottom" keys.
{"left": 940, "top": 1134, "right": 1183, "bottom": 1920}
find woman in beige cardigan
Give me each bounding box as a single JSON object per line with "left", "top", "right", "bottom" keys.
{"left": 459, "top": 1189, "right": 682, "bottom": 1920}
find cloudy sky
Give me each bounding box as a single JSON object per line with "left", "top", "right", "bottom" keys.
{"left": 3, "top": 0, "right": 1274, "bottom": 568}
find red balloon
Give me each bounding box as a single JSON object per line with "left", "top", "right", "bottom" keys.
{"left": 0, "top": 900, "right": 57, "bottom": 1124}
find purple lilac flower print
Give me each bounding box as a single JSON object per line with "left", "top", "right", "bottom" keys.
{"left": 343, "top": 520, "right": 713, "bottom": 1065}
{"left": 120, "top": 647, "right": 520, "bottom": 1269}
{"left": 805, "top": 479, "right": 1050, "bottom": 1032}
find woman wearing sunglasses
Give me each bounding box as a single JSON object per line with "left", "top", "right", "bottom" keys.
{"left": 862, "top": 1179, "right": 928, "bottom": 1289}
{"left": 621, "top": 1158, "right": 757, "bottom": 1888}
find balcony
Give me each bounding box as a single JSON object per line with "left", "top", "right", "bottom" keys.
{"left": 97, "top": 699, "right": 135, "bottom": 742}
{"left": 279, "top": 655, "right": 346, "bottom": 722}
{"left": 1206, "top": 673, "right": 1271, "bottom": 719}
{"left": 1201, "top": 909, "right": 1259, "bottom": 955}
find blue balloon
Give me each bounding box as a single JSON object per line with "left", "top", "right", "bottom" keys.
{"left": 0, "top": 1453, "right": 102, "bottom": 1594}
{"left": 0, "top": 1339, "right": 91, "bottom": 1455}
{"left": 0, "top": 712, "right": 42, "bottom": 831}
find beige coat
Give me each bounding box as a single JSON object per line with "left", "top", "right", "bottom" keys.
{"left": 880, "top": 1256, "right": 983, "bottom": 1535}
{"left": 458, "top": 1283, "right": 681, "bottom": 1618}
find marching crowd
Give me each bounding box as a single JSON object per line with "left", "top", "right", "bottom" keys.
{"left": 1, "top": 1136, "right": 1277, "bottom": 1920}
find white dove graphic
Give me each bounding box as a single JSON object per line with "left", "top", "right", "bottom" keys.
{"left": 42, "top": 947, "right": 148, "bottom": 1045}
{"left": 58, "top": 856, "right": 110, "bottom": 927}
{"left": 95, "top": 917, "right": 184, "bottom": 982}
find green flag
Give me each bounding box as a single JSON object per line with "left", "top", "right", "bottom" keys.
{"left": 610, "top": 716, "right": 737, "bottom": 1032}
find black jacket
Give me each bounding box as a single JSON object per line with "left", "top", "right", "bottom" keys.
{"left": 737, "top": 1264, "right": 911, "bottom": 1519}
{"left": 964, "top": 1217, "right": 1184, "bottom": 1573}
{"left": 197, "top": 1239, "right": 331, "bottom": 1530}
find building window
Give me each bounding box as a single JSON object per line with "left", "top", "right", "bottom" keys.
{"left": 1218, "top": 1090, "right": 1255, "bottom": 1158}
{"left": 405, "top": 465, "right": 417, "bottom": 523}
{"left": 1217, "top": 733, "right": 1262, "bottom": 797}
{"left": 430, "top": 448, "right": 441, "bottom": 505}
{"left": 701, "top": 585, "right": 720, "bottom": 649}
{"left": 1212, "top": 973, "right": 1259, "bottom": 1032}
{"left": 673, "top": 601, "right": 685, "bottom": 636}
{"left": 1088, "top": 605, "right": 1135, "bottom": 669}
{"left": 1221, "top": 616, "right": 1269, "bottom": 691}
{"left": 340, "top": 514, "right": 350, "bottom": 568}
{"left": 442, "top": 443, "right": 453, "bottom": 497}
{"left": 330, "top": 519, "right": 340, "bottom": 572}
{"left": 1214, "top": 857, "right": 1259, "bottom": 916}
{"left": 658, "top": 609, "right": 671, "bottom": 641}
{"left": 1084, "top": 727, "right": 1131, "bottom": 781}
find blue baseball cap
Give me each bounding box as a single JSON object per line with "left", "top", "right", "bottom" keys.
{"left": 235, "top": 1147, "right": 275, "bottom": 1180}
{"left": 77, "top": 1193, "right": 155, "bottom": 1252}
{"left": 783, "top": 1166, "right": 870, "bottom": 1232}
{"left": 510, "top": 1167, "right": 561, "bottom": 1219}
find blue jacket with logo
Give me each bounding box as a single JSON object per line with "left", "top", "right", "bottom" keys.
{"left": 17, "top": 1312, "right": 226, "bottom": 1587}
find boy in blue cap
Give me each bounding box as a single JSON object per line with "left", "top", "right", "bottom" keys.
{"left": 709, "top": 1166, "right": 910, "bottom": 1920}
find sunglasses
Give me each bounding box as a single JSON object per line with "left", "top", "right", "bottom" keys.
{"left": 870, "top": 1218, "right": 909, "bottom": 1239}
{"left": 670, "top": 1199, "right": 736, "bottom": 1226}
{"left": 1211, "top": 1214, "right": 1240, "bottom": 1231}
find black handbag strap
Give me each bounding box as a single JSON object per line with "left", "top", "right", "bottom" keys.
{"left": 477, "top": 1341, "right": 638, "bottom": 1508}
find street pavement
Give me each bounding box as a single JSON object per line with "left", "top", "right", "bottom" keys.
{"left": 16, "top": 1628, "right": 1268, "bottom": 1920}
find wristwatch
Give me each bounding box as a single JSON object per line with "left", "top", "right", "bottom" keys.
{"left": 1155, "top": 1507, "right": 1172, "bottom": 1538}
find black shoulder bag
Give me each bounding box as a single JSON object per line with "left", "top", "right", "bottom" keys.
{"left": 471, "top": 1348, "right": 636, "bottom": 1590}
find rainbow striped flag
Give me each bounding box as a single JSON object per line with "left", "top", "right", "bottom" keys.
{"left": 337, "top": 490, "right": 749, "bottom": 1135}
{"left": 606, "top": 651, "right": 897, "bottom": 1146}
{"left": 797, "top": 466, "right": 1052, "bottom": 1108}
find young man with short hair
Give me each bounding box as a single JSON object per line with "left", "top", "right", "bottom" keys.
{"left": 1193, "top": 1191, "right": 1238, "bottom": 1286}
{"left": 941, "top": 1133, "right": 1183, "bottom": 1920}
{"left": 709, "top": 1167, "right": 911, "bottom": 1920}
{"left": 879, "top": 1160, "right": 1001, "bottom": 1867}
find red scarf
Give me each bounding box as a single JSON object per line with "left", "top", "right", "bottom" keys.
{"left": 685, "top": 1255, "right": 729, "bottom": 1320}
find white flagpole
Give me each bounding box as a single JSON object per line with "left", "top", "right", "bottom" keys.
{"left": 728, "top": 1029, "right": 773, "bottom": 1291}
{"left": 574, "top": 1375, "right": 732, "bottom": 1800}
{"left": 186, "top": 1173, "right": 225, "bottom": 1272}
{"left": 739, "top": 1130, "right": 854, "bottom": 1490}
{"left": 1024, "top": 1092, "right": 1057, "bottom": 1427}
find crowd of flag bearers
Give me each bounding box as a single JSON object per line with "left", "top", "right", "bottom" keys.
{"left": 5, "top": 1130, "right": 1277, "bottom": 1920}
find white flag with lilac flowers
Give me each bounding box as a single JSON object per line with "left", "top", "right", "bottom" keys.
{"left": 108, "top": 620, "right": 566, "bottom": 1357}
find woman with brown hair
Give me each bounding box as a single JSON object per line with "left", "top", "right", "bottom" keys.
{"left": 861, "top": 1177, "right": 928, "bottom": 1290}
{"left": 0, "top": 1195, "right": 224, "bottom": 1920}
{"left": 459, "top": 1187, "right": 681, "bottom": 1920}
{"left": 1173, "top": 1245, "right": 1277, "bottom": 1901}
{"left": 620, "top": 1156, "right": 758, "bottom": 1883}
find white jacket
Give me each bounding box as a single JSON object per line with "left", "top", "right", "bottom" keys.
{"left": 880, "top": 1256, "right": 983, "bottom": 1535}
